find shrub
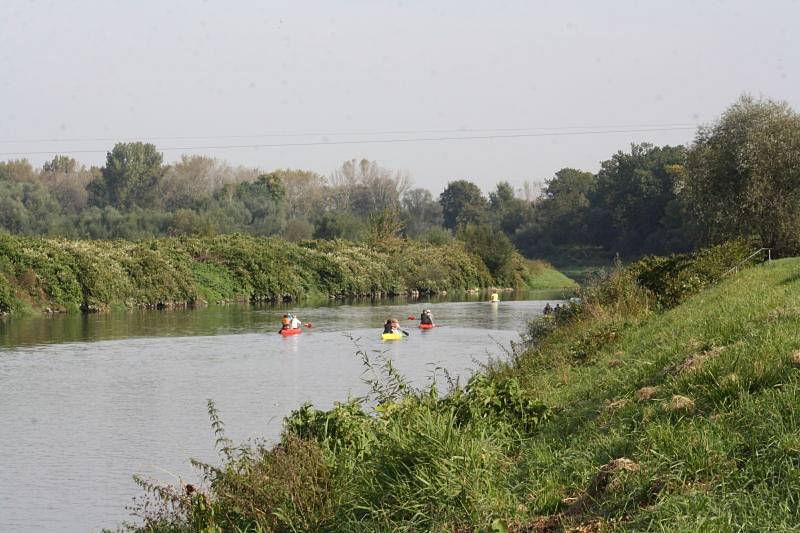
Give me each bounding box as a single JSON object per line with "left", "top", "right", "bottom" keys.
{"left": 0, "top": 272, "right": 14, "bottom": 313}
{"left": 630, "top": 239, "right": 755, "bottom": 308}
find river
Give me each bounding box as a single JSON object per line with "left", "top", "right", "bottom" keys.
{"left": 0, "top": 292, "right": 563, "bottom": 532}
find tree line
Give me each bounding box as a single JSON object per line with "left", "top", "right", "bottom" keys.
{"left": 1, "top": 94, "right": 799, "bottom": 264}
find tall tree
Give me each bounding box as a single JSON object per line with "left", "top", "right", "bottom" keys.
{"left": 536, "top": 168, "right": 596, "bottom": 246}
{"left": 438, "top": 180, "right": 488, "bottom": 230}
{"left": 401, "top": 188, "right": 443, "bottom": 237}
{"left": 330, "top": 158, "right": 410, "bottom": 214}
{"left": 685, "top": 95, "right": 800, "bottom": 252}
{"left": 0, "top": 159, "right": 37, "bottom": 182}
{"left": 228, "top": 173, "right": 286, "bottom": 235}
{"left": 88, "top": 142, "right": 165, "bottom": 209}
{"left": 589, "top": 143, "right": 687, "bottom": 254}
{"left": 489, "top": 181, "right": 531, "bottom": 236}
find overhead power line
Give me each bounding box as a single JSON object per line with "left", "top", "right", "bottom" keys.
{"left": 0, "top": 126, "right": 696, "bottom": 157}
{"left": 0, "top": 122, "right": 698, "bottom": 145}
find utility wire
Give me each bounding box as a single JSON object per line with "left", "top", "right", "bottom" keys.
{"left": 0, "top": 123, "right": 699, "bottom": 145}
{"left": 0, "top": 126, "right": 695, "bottom": 157}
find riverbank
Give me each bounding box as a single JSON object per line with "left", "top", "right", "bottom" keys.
{"left": 0, "top": 234, "right": 574, "bottom": 316}
{"left": 118, "top": 240, "right": 800, "bottom": 531}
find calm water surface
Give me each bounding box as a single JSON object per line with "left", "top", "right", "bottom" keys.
{"left": 0, "top": 293, "right": 562, "bottom": 532}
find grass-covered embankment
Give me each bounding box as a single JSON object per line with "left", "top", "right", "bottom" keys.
{"left": 122, "top": 241, "right": 800, "bottom": 530}
{"left": 0, "top": 233, "right": 573, "bottom": 316}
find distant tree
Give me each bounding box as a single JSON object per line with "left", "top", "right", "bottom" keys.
{"left": 439, "top": 180, "right": 488, "bottom": 230}
{"left": 330, "top": 158, "right": 410, "bottom": 214}
{"left": 401, "top": 188, "right": 443, "bottom": 237}
{"left": 161, "top": 155, "right": 235, "bottom": 210}
{"left": 88, "top": 143, "right": 165, "bottom": 209}
{"left": 0, "top": 181, "right": 63, "bottom": 234}
{"left": 685, "top": 95, "right": 800, "bottom": 253}
{"left": 0, "top": 159, "right": 37, "bottom": 182}
{"left": 227, "top": 174, "right": 286, "bottom": 235}
{"left": 42, "top": 155, "right": 78, "bottom": 174}
{"left": 458, "top": 223, "right": 516, "bottom": 282}
{"left": 489, "top": 181, "right": 531, "bottom": 236}
{"left": 39, "top": 157, "right": 96, "bottom": 214}
{"left": 537, "top": 168, "right": 596, "bottom": 245}
{"left": 589, "top": 143, "right": 687, "bottom": 254}
{"left": 166, "top": 209, "right": 215, "bottom": 236}
{"left": 313, "top": 211, "right": 366, "bottom": 240}
{"left": 272, "top": 168, "right": 328, "bottom": 220}
{"left": 283, "top": 218, "right": 315, "bottom": 242}
{"left": 366, "top": 208, "right": 404, "bottom": 243}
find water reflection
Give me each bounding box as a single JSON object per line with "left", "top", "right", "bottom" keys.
{"left": 0, "top": 289, "right": 569, "bottom": 348}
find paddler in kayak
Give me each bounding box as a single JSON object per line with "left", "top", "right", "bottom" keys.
{"left": 281, "top": 313, "right": 302, "bottom": 331}
{"left": 420, "top": 309, "right": 434, "bottom": 326}
{"left": 383, "top": 318, "right": 400, "bottom": 334}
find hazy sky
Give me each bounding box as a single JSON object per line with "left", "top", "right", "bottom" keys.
{"left": 2, "top": 0, "right": 798, "bottom": 192}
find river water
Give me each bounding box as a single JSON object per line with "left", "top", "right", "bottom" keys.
{"left": 0, "top": 292, "right": 563, "bottom": 532}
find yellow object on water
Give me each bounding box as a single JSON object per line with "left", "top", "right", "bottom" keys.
{"left": 381, "top": 332, "right": 404, "bottom": 340}
{"left": 490, "top": 293, "right": 500, "bottom": 302}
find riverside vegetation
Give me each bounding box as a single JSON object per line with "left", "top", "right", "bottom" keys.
{"left": 0, "top": 233, "right": 574, "bottom": 316}
{"left": 116, "top": 240, "right": 800, "bottom": 531}
{"left": 3, "top": 95, "right": 799, "bottom": 270}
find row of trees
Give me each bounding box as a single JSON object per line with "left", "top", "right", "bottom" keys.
{"left": 514, "top": 95, "right": 800, "bottom": 258}
{"left": 0, "top": 150, "right": 442, "bottom": 243}
{"left": 1, "top": 95, "right": 799, "bottom": 261}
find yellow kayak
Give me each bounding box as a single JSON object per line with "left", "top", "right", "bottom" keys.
{"left": 381, "top": 332, "right": 404, "bottom": 341}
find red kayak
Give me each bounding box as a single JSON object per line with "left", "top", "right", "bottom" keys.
{"left": 280, "top": 327, "right": 303, "bottom": 336}
{"left": 419, "top": 323, "right": 435, "bottom": 330}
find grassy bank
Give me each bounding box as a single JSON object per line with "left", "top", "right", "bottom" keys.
{"left": 0, "top": 234, "right": 573, "bottom": 316}
{"left": 118, "top": 241, "right": 800, "bottom": 531}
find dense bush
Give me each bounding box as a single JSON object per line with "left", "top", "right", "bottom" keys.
{"left": 0, "top": 234, "right": 521, "bottom": 315}
{"left": 127, "top": 364, "right": 550, "bottom": 531}
{"left": 629, "top": 239, "right": 755, "bottom": 308}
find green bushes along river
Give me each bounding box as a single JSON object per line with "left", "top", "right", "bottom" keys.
{"left": 0, "top": 233, "right": 575, "bottom": 315}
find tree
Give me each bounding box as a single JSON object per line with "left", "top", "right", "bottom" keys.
{"left": 88, "top": 142, "right": 165, "bottom": 209}
{"left": 40, "top": 156, "right": 96, "bottom": 214}
{"left": 313, "top": 211, "right": 365, "bottom": 240}
{"left": 0, "top": 181, "right": 63, "bottom": 234}
{"left": 538, "top": 168, "right": 596, "bottom": 245}
{"left": 401, "top": 188, "right": 443, "bottom": 237}
{"left": 329, "top": 158, "right": 410, "bottom": 215}
{"left": 438, "top": 180, "right": 488, "bottom": 230}
{"left": 42, "top": 155, "right": 77, "bottom": 174}
{"left": 0, "top": 159, "right": 37, "bottom": 182}
{"left": 588, "top": 143, "right": 687, "bottom": 254}
{"left": 685, "top": 95, "right": 800, "bottom": 253}
{"left": 458, "top": 223, "right": 517, "bottom": 284}
{"left": 227, "top": 174, "right": 286, "bottom": 235}
{"left": 283, "top": 218, "right": 315, "bottom": 242}
{"left": 489, "top": 181, "right": 532, "bottom": 236}
{"left": 160, "top": 155, "right": 236, "bottom": 210}
{"left": 272, "top": 168, "right": 328, "bottom": 220}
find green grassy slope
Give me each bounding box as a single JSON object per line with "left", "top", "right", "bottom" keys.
{"left": 509, "top": 258, "right": 800, "bottom": 530}
{"left": 525, "top": 262, "right": 578, "bottom": 290}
